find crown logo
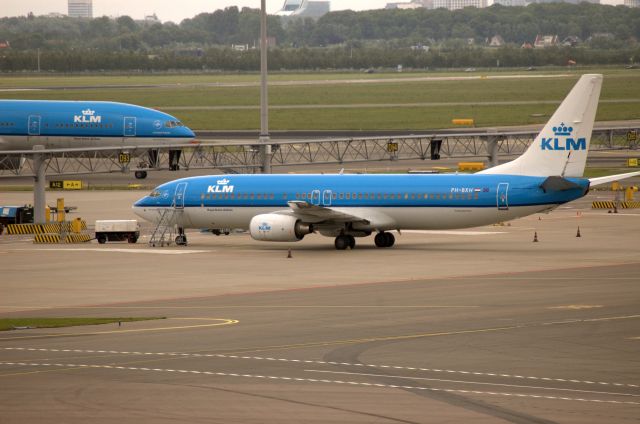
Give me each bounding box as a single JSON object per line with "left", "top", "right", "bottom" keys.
{"left": 552, "top": 123, "right": 572, "bottom": 136}
{"left": 82, "top": 109, "right": 95, "bottom": 116}
{"left": 217, "top": 178, "right": 230, "bottom": 185}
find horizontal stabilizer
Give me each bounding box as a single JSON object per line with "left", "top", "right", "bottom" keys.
{"left": 540, "top": 176, "right": 583, "bottom": 192}
{"left": 589, "top": 171, "right": 640, "bottom": 187}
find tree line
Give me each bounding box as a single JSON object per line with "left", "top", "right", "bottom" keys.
{"left": 0, "top": 3, "right": 638, "bottom": 71}
{"left": 2, "top": 45, "right": 638, "bottom": 72}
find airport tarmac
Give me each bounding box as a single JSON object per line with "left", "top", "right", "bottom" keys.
{"left": 0, "top": 190, "right": 639, "bottom": 423}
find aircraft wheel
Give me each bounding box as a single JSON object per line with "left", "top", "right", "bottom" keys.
{"left": 375, "top": 232, "right": 395, "bottom": 248}
{"left": 175, "top": 235, "right": 187, "bottom": 246}
{"left": 374, "top": 232, "right": 387, "bottom": 247}
{"left": 347, "top": 235, "right": 356, "bottom": 249}
{"left": 334, "top": 235, "right": 349, "bottom": 250}
{"left": 134, "top": 171, "right": 147, "bottom": 179}
{"left": 385, "top": 232, "right": 395, "bottom": 247}
{"left": 97, "top": 234, "right": 107, "bottom": 244}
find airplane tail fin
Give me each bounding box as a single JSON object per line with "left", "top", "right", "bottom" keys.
{"left": 479, "top": 74, "right": 602, "bottom": 177}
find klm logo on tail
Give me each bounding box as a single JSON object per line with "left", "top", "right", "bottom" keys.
{"left": 541, "top": 123, "right": 586, "bottom": 151}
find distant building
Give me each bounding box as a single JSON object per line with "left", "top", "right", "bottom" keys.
{"left": 386, "top": 0, "right": 433, "bottom": 8}
{"left": 144, "top": 14, "right": 160, "bottom": 24}
{"left": 489, "top": 35, "right": 505, "bottom": 47}
{"left": 275, "top": 0, "right": 330, "bottom": 20}
{"left": 492, "top": 0, "right": 526, "bottom": 6}
{"left": 561, "top": 35, "right": 581, "bottom": 46}
{"left": 46, "top": 12, "right": 66, "bottom": 18}
{"left": 432, "top": 0, "right": 487, "bottom": 10}
{"left": 68, "top": 0, "right": 93, "bottom": 18}
{"left": 624, "top": 0, "right": 640, "bottom": 7}
{"left": 527, "top": 0, "right": 600, "bottom": 3}
{"left": 534, "top": 34, "right": 559, "bottom": 48}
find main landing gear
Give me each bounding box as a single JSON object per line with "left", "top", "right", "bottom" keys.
{"left": 334, "top": 234, "right": 356, "bottom": 250}
{"left": 374, "top": 231, "right": 395, "bottom": 248}
{"left": 175, "top": 227, "right": 188, "bottom": 246}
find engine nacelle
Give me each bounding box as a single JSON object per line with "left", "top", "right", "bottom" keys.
{"left": 249, "top": 214, "right": 313, "bottom": 242}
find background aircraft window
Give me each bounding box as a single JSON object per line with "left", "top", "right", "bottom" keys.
{"left": 352, "top": 193, "right": 356, "bottom": 199}
{"left": 295, "top": 193, "right": 300, "bottom": 199}
{"left": 346, "top": 193, "right": 350, "bottom": 199}
{"left": 436, "top": 194, "right": 440, "bottom": 199}
{"left": 430, "top": 194, "right": 435, "bottom": 199}
{"left": 468, "top": 193, "right": 472, "bottom": 199}
{"left": 411, "top": 194, "right": 415, "bottom": 199}
{"left": 302, "top": 193, "right": 307, "bottom": 199}
{"left": 332, "top": 193, "right": 337, "bottom": 200}
{"left": 377, "top": 194, "right": 382, "bottom": 200}
{"left": 282, "top": 193, "right": 287, "bottom": 199}
{"left": 364, "top": 193, "right": 369, "bottom": 199}
{"left": 474, "top": 193, "right": 479, "bottom": 200}
{"left": 339, "top": 193, "right": 344, "bottom": 199}
{"left": 404, "top": 194, "right": 409, "bottom": 200}
{"left": 357, "top": 193, "right": 362, "bottom": 199}
{"left": 370, "top": 193, "right": 375, "bottom": 199}
{"left": 264, "top": 193, "right": 269, "bottom": 199}
{"left": 200, "top": 194, "right": 204, "bottom": 200}
{"left": 455, "top": 194, "right": 460, "bottom": 199}
{"left": 224, "top": 194, "right": 229, "bottom": 199}
{"left": 449, "top": 194, "right": 453, "bottom": 199}
{"left": 213, "top": 194, "right": 218, "bottom": 199}
{"left": 390, "top": 194, "right": 395, "bottom": 199}
{"left": 250, "top": 193, "right": 255, "bottom": 199}
{"left": 230, "top": 194, "right": 235, "bottom": 199}
{"left": 257, "top": 194, "right": 262, "bottom": 199}
{"left": 383, "top": 194, "right": 388, "bottom": 199}
{"left": 269, "top": 194, "right": 274, "bottom": 200}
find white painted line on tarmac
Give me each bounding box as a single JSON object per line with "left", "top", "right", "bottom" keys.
{"left": 4, "top": 347, "right": 638, "bottom": 389}
{"left": 0, "top": 361, "right": 637, "bottom": 406}
{"left": 303, "top": 369, "right": 640, "bottom": 398}
{"left": 401, "top": 230, "right": 506, "bottom": 236}
{"left": 14, "top": 248, "right": 210, "bottom": 255}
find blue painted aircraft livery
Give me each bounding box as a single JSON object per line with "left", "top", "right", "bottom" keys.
{"left": 0, "top": 100, "right": 194, "bottom": 149}
{"left": 134, "top": 74, "right": 640, "bottom": 249}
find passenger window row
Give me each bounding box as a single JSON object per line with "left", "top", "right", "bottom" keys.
{"left": 199, "top": 192, "right": 480, "bottom": 202}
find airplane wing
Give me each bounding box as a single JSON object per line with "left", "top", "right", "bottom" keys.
{"left": 589, "top": 171, "right": 640, "bottom": 187}
{"left": 286, "top": 200, "right": 370, "bottom": 224}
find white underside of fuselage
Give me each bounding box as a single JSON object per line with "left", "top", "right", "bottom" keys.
{"left": 133, "top": 204, "right": 556, "bottom": 234}
{"left": 0, "top": 135, "right": 190, "bottom": 150}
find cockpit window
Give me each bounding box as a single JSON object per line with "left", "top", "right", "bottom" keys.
{"left": 165, "top": 121, "right": 184, "bottom": 128}
{"left": 149, "top": 190, "right": 162, "bottom": 198}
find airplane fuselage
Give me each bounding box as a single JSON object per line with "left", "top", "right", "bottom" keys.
{"left": 133, "top": 174, "right": 590, "bottom": 232}
{"left": 0, "top": 100, "right": 195, "bottom": 150}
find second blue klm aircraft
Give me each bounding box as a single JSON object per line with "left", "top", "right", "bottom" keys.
{"left": 134, "top": 74, "right": 640, "bottom": 249}
{"left": 0, "top": 100, "right": 196, "bottom": 175}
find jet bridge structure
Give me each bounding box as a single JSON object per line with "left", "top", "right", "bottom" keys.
{"left": 1, "top": 125, "right": 638, "bottom": 223}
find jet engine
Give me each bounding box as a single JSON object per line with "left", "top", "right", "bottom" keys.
{"left": 249, "top": 214, "right": 313, "bottom": 242}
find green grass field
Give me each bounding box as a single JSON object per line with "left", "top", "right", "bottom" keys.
{"left": 0, "top": 317, "right": 164, "bottom": 331}
{"left": 1, "top": 68, "right": 638, "bottom": 130}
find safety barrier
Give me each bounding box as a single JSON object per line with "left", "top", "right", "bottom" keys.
{"left": 33, "top": 234, "right": 60, "bottom": 243}
{"left": 33, "top": 233, "right": 92, "bottom": 244}
{"left": 6, "top": 220, "right": 87, "bottom": 235}
{"left": 592, "top": 201, "right": 640, "bottom": 209}
{"left": 64, "top": 234, "right": 92, "bottom": 243}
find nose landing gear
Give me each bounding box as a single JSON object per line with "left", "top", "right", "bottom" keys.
{"left": 175, "top": 227, "right": 188, "bottom": 246}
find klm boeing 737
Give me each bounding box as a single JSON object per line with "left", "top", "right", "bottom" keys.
{"left": 134, "top": 74, "right": 640, "bottom": 249}
{"left": 0, "top": 100, "right": 195, "bottom": 176}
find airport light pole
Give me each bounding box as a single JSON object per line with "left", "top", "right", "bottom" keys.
{"left": 259, "top": 0, "right": 272, "bottom": 174}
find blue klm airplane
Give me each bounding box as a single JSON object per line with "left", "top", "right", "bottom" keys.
{"left": 134, "top": 74, "right": 640, "bottom": 249}
{"left": 0, "top": 100, "right": 196, "bottom": 177}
